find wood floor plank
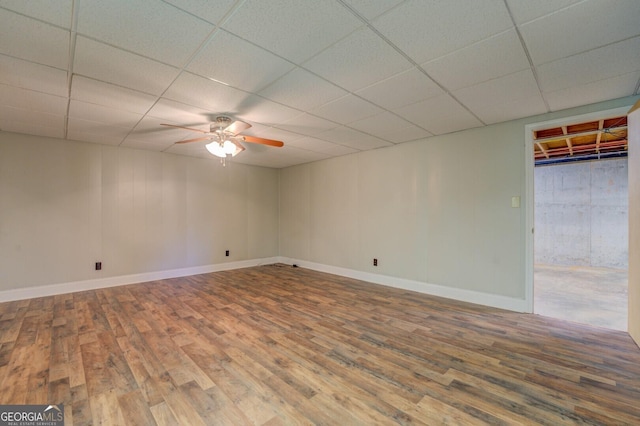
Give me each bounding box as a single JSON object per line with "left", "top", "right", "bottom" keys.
{"left": 1, "top": 264, "right": 640, "bottom": 424}
{"left": 0, "top": 345, "right": 30, "bottom": 404}
{"left": 71, "top": 391, "right": 92, "bottom": 426}
{"left": 149, "top": 400, "right": 177, "bottom": 425}
{"left": 89, "top": 389, "right": 127, "bottom": 426}
{"left": 117, "top": 389, "right": 157, "bottom": 426}
{"left": 154, "top": 373, "right": 208, "bottom": 426}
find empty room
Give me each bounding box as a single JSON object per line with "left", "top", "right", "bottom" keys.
{"left": 1, "top": 1, "right": 640, "bottom": 425}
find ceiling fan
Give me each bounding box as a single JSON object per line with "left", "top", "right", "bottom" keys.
{"left": 161, "top": 116, "right": 284, "bottom": 160}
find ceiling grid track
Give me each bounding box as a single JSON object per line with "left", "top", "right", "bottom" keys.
{"left": 1, "top": 1, "right": 639, "bottom": 168}
{"left": 502, "top": 0, "right": 550, "bottom": 113}
{"left": 120, "top": 0, "right": 251, "bottom": 148}
{"left": 63, "top": 0, "right": 79, "bottom": 140}
{"left": 337, "top": 0, "right": 487, "bottom": 126}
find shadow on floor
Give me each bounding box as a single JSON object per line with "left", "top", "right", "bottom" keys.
{"left": 534, "top": 264, "right": 628, "bottom": 332}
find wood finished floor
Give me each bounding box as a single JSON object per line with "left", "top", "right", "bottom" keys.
{"left": 1, "top": 265, "right": 639, "bottom": 425}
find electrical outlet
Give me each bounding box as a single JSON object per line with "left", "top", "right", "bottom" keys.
{"left": 225, "top": 250, "right": 230, "bottom": 257}
{"left": 373, "top": 258, "right": 378, "bottom": 266}
{"left": 95, "top": 262, "right": 102, "bottom": 271}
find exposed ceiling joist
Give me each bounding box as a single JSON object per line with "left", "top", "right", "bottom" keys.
{"left": 533, "top": 116, "right": 628, "bottom": 165}
{"left": 535, "top": 125, "right": 627, "bottom": 144}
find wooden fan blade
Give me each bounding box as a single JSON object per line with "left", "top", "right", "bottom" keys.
{"left": 176, "top": 136, "right": 211, "bottom": 144}
{"left": 224, "top": 120, "right": 251, "bottom": 135}
{"left": 231, "top": 140, "right": 245, "bottom": 156}
{"left": 242, "top": 135, "right": 284, "bottom": 147}
{"left": 161, "top": 123, "right": 208, "bottom": 134}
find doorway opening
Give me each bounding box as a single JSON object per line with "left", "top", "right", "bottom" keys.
{"left": 529, "top": 113, "right": 629, "bottom": 331}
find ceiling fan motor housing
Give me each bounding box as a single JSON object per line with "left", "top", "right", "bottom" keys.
{"left": 211, "top": 116, "right": 233, "bottom": 132}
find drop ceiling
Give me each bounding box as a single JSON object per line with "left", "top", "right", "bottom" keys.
{"left": 1, "top": 0, "right": 639, "bottom": 168}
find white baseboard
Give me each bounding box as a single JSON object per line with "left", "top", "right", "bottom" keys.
{"left": 1, "top": 257, "right": 528, "bottom": 313}
{"left": 0, "top": 257, "right": 280, "bottom": 303}
{"left": 277, "top": 257, "right": 528, "bottom": 313}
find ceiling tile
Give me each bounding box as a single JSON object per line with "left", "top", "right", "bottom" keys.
{"left": 70, "top": 76, "right": 157, "bottom": 114}
{"left": 73, "top": 37, "right": 180, "bottom": 96}
{"left": 0, "top": 85, "right": 67, "bottom": 114}
{"left": 537, "top": 37, "right": 640, "bottom": 93}
{"left": 544, "top": 72, "right": 640, "bottom": 111}
{"left": 381, "top": 123, "right": 434, "bottom": 144}
{"left": 340, "top": 0, "right": 405, "bottom": 20}
{"left": 317, "top": 126, "right": 391, "bottom": 150}
{"left": 469, "top": 96, "right": 548, "bottom": 125}
{"left": 234, "top": 95, "right": 302, "bottom": 125}
{"left": 394, "top": 94, "right": 483, "bottom": 135}
{"left": 348, "top": 111, "right": 431, "bottom": 143}
{"left": 454, "top": 70, "right": 547, "bottom": 124}
{"left": 519, "top": 0, "right": 640, "bottom": 65}
{"left": 0, "top": 55, "right": 68, "bottom": 97}
{"left": 286, "top": 136, "right": 359, "bottom": 156}
{"left": 77, "top": 0, "right": 214, "bottom": 67}
{"left": 422, "top": 29, "right": 530, "bottom": 91}
{"left": 0, "top": 105, "right": 65, "bottom": 134}
{"left": 120, "top": 137, "right": 173, "bottom": 152}
{"left": 125, "top": 116, "right": 191, "bottom": 147}
{"left": 259, "top": 68, "right": 347, "bottom": 111}
{"left": 163, "top": 72, "right": 249, "bottom": 113}
{"left": 187, "top": 30, "right": 295, "bottom": 92}
{"left": 1, "top": 0, "right": 638, "bottom": 169}
{"left": 241, "top": 123, "right": 302, "bottom": 144}
{"left": 454, "top": 70, "right": 540, "bottom": 110}
{"left": 67, "top": 117, "right": 132, "bottom": 145}
{"left": 146, "top": 98, "right": 215, "bottom": 125}
{"left": 311, "top": 95, "right": 383, "bottom": 125}
{"left": 0, "top": 0, "right": 73, "bottom": 28}
{"left": 273, "top": 144, "right": 332, "bottom": 162}
{"left": 0, "top": 119, "right": 64, "bottom": 139}
{"left": 0, "top": 11, "right": 69, "bottom": 69}
{"left": 274, "top": 113, "right": 339, "bottom": 138}
{"left": 504, "top": 0, "right": 582, "bottom": 25}
{"left": 303, "top": 26, "right": 413, "bottom": 92}
{"left": 222, "top": 0, "right": 362, "bottom": 63}
{"left": 68, "top": 100, "right": 142, "bottom": 129}
{"left": 372, "top": 0, "right": 512, "bottom": 64}
{"left": 234, "top": 145, "right": 330, "bottom": 168}
{"left": 356, "top": 67, "right": 443, "bottom": 110}
{"left": 162, "top": 0, "right": 237, "bottom": 25}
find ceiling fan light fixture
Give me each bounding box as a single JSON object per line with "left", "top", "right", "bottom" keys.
{"left": 206, "top": 139, "right": 243, "bottom": 158}
{"left": 161, "top": 117, "right": 283, "bottom": 163}
{"left": 223, "top": 140, "right": 236, "bottom": 155}
{"left": 205, "top": 141, "right": 227, "bottom": 158}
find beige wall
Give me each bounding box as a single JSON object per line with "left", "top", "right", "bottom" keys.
{"left": 1, "top": 96, "right": 638, "bottom": 312}
{"left": 280, "top": 120, "right": 526, "bottom": 299}
{"left": 0, "top": 132, "right": 279, "bottom": 292}
{"left": 628, "top": 99, "right": 640, "bottom": 346}
{"left": 279, "top": 96, "right": 640, "bottom": 304}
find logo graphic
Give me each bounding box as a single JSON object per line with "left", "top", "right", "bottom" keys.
{"left": 0, "top": 404, "right": 64, "bottom": 426}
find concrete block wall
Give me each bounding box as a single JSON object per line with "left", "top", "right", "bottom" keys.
{"left": 534, "top": 158, "right": 628, "bottom": 269}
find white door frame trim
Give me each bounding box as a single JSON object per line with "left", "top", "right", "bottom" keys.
{"left": 523, "top": 106, "right": 631, "bottom": 313}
